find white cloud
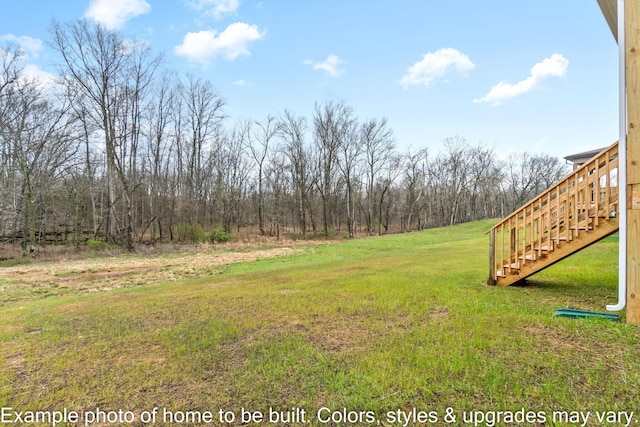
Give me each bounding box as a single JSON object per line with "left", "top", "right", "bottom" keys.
{"left": 233, "top": 79, "right": 247, "bottom": 86}
{"left": 118, "top": 38, "right": 151, "bottom": 56}
{"left": 303, "top": 55, "right": 343, "bottom": 77}
{"left": 174, "top": 22, "right": 266, "bottom": 67}
{"left": 0, "top": 34, "right": 43, "bottom": 58}
{"left": 474, "top": 53, "right": 569, "bottom": 105}
{"left": 189, "top": 0, "right": 240, "bottom": 20}
{"left": 0, "top": 35, "right": 54, "bottom": 89}
{"left": 534, "top": 137, "right": 551, "bottom": 150}
{"left": 23, "top": 64, "right": 56, "bottom": 88}
{"left": 400, "top": 48, "right": 475, "bottom": 89}
{"left": 84, "top": 0, "right": 151, "bottom": 30}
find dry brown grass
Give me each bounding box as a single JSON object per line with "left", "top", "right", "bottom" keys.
{"left": 0, "top": 239, "right": 330, "bottom": 306}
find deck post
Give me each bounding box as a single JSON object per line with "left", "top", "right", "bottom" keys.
{"left": 626, "top": 0, "right": 640, "bottom": 325}
{"left": 488, "top": 229, "right": 496, "bottom": 285}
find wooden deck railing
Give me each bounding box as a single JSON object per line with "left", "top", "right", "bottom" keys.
{"left": 487, "top": 141, "right": 620, "bottom": 286}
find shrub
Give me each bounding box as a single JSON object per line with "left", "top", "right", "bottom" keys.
{"left": 0, "top": 257, "right": 33, "bottom": 267}
{"left": 176, "top": 223, "right": 206, "bottom": 244}
{"left": 87, "top": 237, "right": 110, "bottom": 251}
{"left": 208, "top": 226, "right": 232, "bottom": 244}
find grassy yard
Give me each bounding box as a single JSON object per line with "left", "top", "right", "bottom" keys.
{"left": 0, "top": 219, "right": 637, "bottom": 426}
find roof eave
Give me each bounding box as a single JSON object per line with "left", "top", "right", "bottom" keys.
{"left": 597, "top": 0, "right": 618, "bottom": 43}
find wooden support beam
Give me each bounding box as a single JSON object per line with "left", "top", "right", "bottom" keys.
{"left": 626, "top": 0, "right": 640, "bottom": 325}
{"left": 629, "top": 211, "right": 640, "bottom": 324}
{"left": 488, "top": 229, "right": 496, "bottom": 286}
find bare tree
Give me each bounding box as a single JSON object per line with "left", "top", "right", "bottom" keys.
{"left": 0, "top": 44, "right": 24, "bottom": 239}
{"left": 279, "top": 110, "right": 313, "bottom": 237}
{"left": 361, "top": 117, "right": 395, "bottom": 235}
{"left": 313, "top": 101, "right": 355, "bottom": 236}
{"left": 440, "top": 137, "right": 476, "bottom": 226}
{"left": 68, "top": 98, "right": 102, "bottom": 238}
{"left": 530, "top": 153, "right": 568, "bottom": 192}
{"left": 336, "top": 118, "right": 360, "bottom": 238}
{"left": 465, "top": 145, "right": 499, "bottom": 221}
{"left": 142, "top": 71, "right": 177, "bottom": 241}
{"left": 0, "top": 77, "right": 78, "bottom": 256}
{"left": 216, "top": 123, "right": 251, "bottom": 232}
{"left": 402, "top": 147, "right": 428, "bottom": 232}
{"left": 265, "top": 148, "right": 289, "bottom": 239}
{"left": 503, "top": 152, "right": 568, "bottom": 212}
{"left": 50, "top": 20, "right": 161, "bottom": 251}
{"left": 50, "top": 19, "right": 127, "bottom": 243}
{"left": 178, "top": 74, "right": 226, "bottom": 225}
{"left": 246, "top": 115, "right": 282, "bottom": 235}
{"left": 378, "top": 153, "right": 402, "bottom": 234}
{"left": 0, "top": 44, "right": 22, "bottom": 102}
{"left": 114, "top": 40, "right": 162, "bottom": 250}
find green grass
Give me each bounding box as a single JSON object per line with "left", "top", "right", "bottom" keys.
{"left": 0, "top": 220, "right": 638, "bottom": 426}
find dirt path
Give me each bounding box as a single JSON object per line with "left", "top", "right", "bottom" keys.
{"left": 0, "top": 244, "right": 318, "bottom": 305}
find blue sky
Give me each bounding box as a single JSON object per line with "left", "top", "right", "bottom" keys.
{"left": 0, "top": 0, "right": 619, "bottom": 160}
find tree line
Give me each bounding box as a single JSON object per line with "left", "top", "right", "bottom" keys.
{"left": 0, "top": 20, "right": 569, "bottom": 255}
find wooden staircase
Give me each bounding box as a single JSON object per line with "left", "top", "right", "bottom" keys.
{"left": 487, "top": 141, "right": 620, "bottom": 286}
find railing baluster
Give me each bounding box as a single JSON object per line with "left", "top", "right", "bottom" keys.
{"left": 489, "top": 228, "right": 498, "bottom": 285}
{"left": 605, "top": 149, "right": 611, "bottom": 219}
{"left": 555, "top": 183, "right": 560, "bottom": 249}
{"left": 529, "top": 202, "right": 534, "bottom": 262}
{"left": 513, "top": 214, "right": 518, "bottom": 273}
{"left": 501, "top": 222, "right": 505, "bottom": 276}
{"left": 564, "top": 176, "right": 573, "bottom": 242}
{"left": 595, "top": 156, "right": 600, "bottom": 227}
{"left": 521, "top": 207, "right": 525, "bottom": 266}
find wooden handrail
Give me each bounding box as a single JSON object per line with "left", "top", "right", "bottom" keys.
{"left": 487, "top": 140, "right": 619, "bottom": 233}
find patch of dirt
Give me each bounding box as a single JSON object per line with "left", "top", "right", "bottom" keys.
{"left": 0, "top": 241, "right": 329, "bottom": 304}
{"left": 428, "top": 306, "right": 450, "bottom": 321}
{"left": 519, "top": 323, "right": 600, "bottom": 354}
{"left": 308, "top": 326, "right": 372, "bottom": 353}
